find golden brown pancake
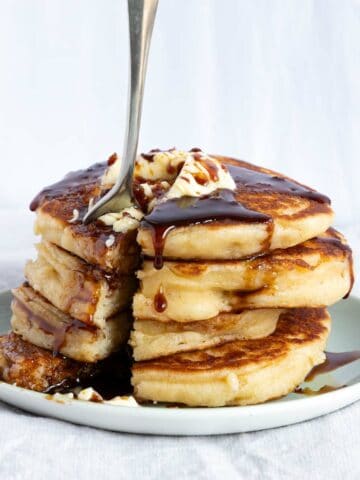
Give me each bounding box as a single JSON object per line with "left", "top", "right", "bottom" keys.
{"left": 137, "top": 155, "right": 334, "bottom": 262}
{"left": 132, "top": 308, "right": 331, "bottom": 407}
{"left": 31, "top": 160, "right": 140, "bottom": 273}
{"left": 25, "top": 241, "right": 136, "bottom": 327}
{"left": 134, "top": 229, "right": 352, "bottom": 322}
{"left": 0, "top": 332, "right": 99, "bottom": 392}
{"left": 130, "top": 309, "right": 282, "bottom": 361}
{"left": 11, "top": 285, "right": 131, "bottom": 362}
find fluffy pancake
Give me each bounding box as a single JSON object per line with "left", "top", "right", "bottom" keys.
{"left": 132, "top": 308, "right": 331, "bottom": 407}
{"left": 31, "top": 161, "right": 140, "bottom": 273}
{"left": 137, "top": 155, "right": 334, "bottom": 261}
{"left": 134, "top": 229, "right": 352, "bottom": 322}
{"left": 11, "top": 285, "right": 131, "bottom": 362}
{"left": 130, "top": 309, "right": 282, "bottom": 361}
{"left": 0, "top": 332, "right": 99, "bottom": 392}
{"left": 25, "top": 241, "right": 136, "bottom": 327}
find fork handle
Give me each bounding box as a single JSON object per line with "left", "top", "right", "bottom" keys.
{"left": 117, "top": 0, "right": 159, "bottom": 192}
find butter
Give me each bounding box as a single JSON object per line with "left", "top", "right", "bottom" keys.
{"left": 104, "top": 396, "right": 139, "bottom": 407}
{"left": 99, "top": 207, "right": 144, "bottom": 233}
{"left": 166, "top": 153, "right": 235, "bottom": 200}
{"left": 100, "top": 149, "right": 236, "bottom": 230}
{"left": 78, "top": 387, "right": 103, "bottom": 402}
{"left": 134, "top": 150, "right": 189, "bottom": 182}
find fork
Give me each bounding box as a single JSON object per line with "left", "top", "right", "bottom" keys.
{"left": 83, "top": 0, "right": 159, "bottom": 223}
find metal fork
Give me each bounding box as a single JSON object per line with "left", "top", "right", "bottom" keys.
{"left": 83, "top": 0, "right": 159, "bottom": 223}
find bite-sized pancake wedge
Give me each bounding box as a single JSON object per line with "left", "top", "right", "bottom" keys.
{"left": 0, "top": 332, "right": 99, "bottom": 393}
{"left": 11, "top": 285, "right": 131, "bottom": 362}
{"left": 138, "top": 155, "right": 334, "bottom": 261}
{"left": 30, "top": 160, "right": 140, "bottom": 273}
{"left": 132, "top": 308, "right": 331, "bottom": 407}
{"left": 25, "top": 242, "right": 136, "bottom": 328}
{"left": 130, "top": 309, "right": 282, "bottom": 361}
{"left": 134, "top": 229, "right": 353, "bottom": 322}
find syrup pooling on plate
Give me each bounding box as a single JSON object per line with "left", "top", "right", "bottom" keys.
{"left": 305, "top": 350, "right": 360, "bottom": 381}
{"left": 294, "top": 385, "right": 345, "bottom": 396}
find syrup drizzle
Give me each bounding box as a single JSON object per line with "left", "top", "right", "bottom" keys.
{"left": 295, "top": 385, "right": 345, "bottom": 396}
{"left": 154, "top": 286, "right": 167, "bottom": 313}
{"left": 30, "top": 162, "right": 106, "bottom": 212}
{"left": 142, "top": 190, "right": 270, "bottom": 269}
{"left": 295, "top": 351, "right": 360, "bottom": 396}
{"left": 142, "top": 156, "right": 331, "bottom": 270}
{"left": 227, "top": 164, "right": 331, "bottom": 204}
{"left": 305, "top": 350, "right": 360, "bottom": 381}
{"left": 14, "top": 297, "right": 97, "bottom": 356}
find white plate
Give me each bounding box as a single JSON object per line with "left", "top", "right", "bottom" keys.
{"left": 0, "top": 290, "right": 359, "bottom": 436}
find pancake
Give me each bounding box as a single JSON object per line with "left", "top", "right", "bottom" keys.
{"left": 130, "top": 309, "right": 282, "bottom": 361}
{"left": 25, "top": 241, "right": 136, "bottom": 327}
{"left": 132, "top": 308, "right": 331, "bottom": 407}
{"left": 11, "top": 285, "right": 131, "bottom": 362}
{"left": 134, "top": 229, "right": 352, "bottom": 322}
{"left": 137, "top": 154, "right": 334, "bottom": 262}
{"left": 31, "top": 160, "right": 140, "bottom": 273}
{"left": 0, "top": 332, "right": 99, "bottom": 392}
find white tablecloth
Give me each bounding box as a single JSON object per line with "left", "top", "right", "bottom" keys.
{"left": 0, "top": 211, "right": 359, "bottom": 480}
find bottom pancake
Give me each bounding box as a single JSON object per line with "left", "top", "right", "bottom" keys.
{"left": 130, "top": 309, "right": 283, "bottom": 361}
{"left": 0, "top": 332, "right": 99, "bottom": 392}
{"left": 132, "top": 308, "right": 331, "bottom": 407}
{"left": 11, "top": 285, "right": 131, "bottom": 362}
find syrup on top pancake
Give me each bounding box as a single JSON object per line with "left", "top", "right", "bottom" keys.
{"left": 30, "top": 149, "right": 334, "bottom": 268}
{"left": 133, "top": 149, "right": 334, "bottom": 266}
{"left": 30, "top": 155, "right": 140, "bottom": 273}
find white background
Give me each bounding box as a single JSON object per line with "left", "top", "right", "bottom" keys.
{"left": 0, "top": 0, "right": 359, "bottom": 226}
{"left": 0, "top": 2, "right": 360, "bottom": 478}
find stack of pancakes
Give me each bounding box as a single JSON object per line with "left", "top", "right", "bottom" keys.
{"left": 1, "top": 161, "right": 138, "bottom": 392}
{"left": 0, "top": 149, "right": 353, "bottom": 407}
{"left": 130, "top": 154, "right": 353, "bottom": 406}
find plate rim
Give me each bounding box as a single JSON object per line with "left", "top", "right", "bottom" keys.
{"left": 1, "top": 290, "right": 360, "bottom": 434}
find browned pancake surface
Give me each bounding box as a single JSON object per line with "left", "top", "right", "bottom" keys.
{"left": 31, "top": 159, "right": 140, "bottom": 272}
{"left": 217, "top": 156, "right": 332, "bottom": 220}
{"left": 0, "top": 332, "right": 98, "bottom": 392}
{"left": 133, "top": 308, "right": 329, "bottom": 372}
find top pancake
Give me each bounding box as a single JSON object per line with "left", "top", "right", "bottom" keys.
{"left": 30, "top": 161, "right": 140, "bottom": 273}
{"left": 31, "top": 152, "right": 333, "bottom": 267}
{"left": 137, "top": 155, "right": 334, "bottom": 261}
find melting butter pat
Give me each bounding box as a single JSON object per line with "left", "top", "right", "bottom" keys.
{"left": 99, "top": 207, "right": 144, "bottom": 233}
{"left": 166, "top": 153, "right": 236, "bottom": 199}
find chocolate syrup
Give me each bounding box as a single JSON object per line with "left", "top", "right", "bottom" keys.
{"left": 154, "top": 287, "right": 167, "bottom": 313}
{"left": 30, "top": 162, "right": 106, "bottom": 212}
{"left": 306, "top": 351, "right": 360, "bottom": 381}
{"left": 142, "top": 190, "right": 271, "bottom": 269}
{"left": 14, "top": 298, "right": 97, "bottom": 356}
{"left": 107, "top": 153, "right": 118, "bottom": 166}
{"left": 293, "top": 351, "right": 360, "bottom": 396}
{"left": 142, "top": 157, "right": 331, "bottom": 269}
{"left": 141, "top": 148, "right": 175, "bottom": 162}
{"left": 295, "top": 385, "right": 345, "bottom": 396}
{"left": 227, "top": 164, "right": 331, "bottom": 204}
